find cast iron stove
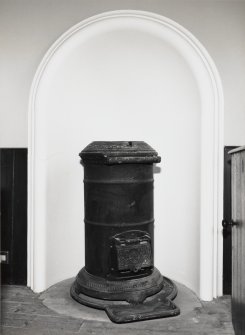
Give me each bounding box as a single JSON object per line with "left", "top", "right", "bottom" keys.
{"left": 71, "top": 141, "right": 179, "bottom": 323}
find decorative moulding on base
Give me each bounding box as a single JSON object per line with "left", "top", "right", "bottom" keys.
{"left": 70, "top": 274, "right": 180, "bottom": 323}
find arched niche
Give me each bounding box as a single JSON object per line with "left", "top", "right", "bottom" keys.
{"left": 28, "top": 10, "right": 224, "bottom": 300}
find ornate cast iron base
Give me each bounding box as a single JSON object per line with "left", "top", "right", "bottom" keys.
{"left": 70, "top": 268, "right": 180, "bottom": 323}
{"left": 72, "top": 267, "right": 164, "bottom": 304}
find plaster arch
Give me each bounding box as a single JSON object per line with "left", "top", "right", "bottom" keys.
{"left": 28, "top": 10, "right": 224, "bottom": 301}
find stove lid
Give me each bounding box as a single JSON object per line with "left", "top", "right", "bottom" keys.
{"left": 80, "top": 141, "right": 161, "bottom": 165}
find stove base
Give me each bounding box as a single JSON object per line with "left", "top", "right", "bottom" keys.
{"left": 72, "top": 267, "right": 164, "bottom": 303}
{"left": 70, "top": 276, "right": 180, "bottom": 323}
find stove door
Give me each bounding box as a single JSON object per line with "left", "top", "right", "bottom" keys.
{"left": 109, "top": 230, "right": 153, "bottom": 279}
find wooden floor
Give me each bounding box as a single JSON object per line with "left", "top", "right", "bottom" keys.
{"left": 1, "top": 285, "right": 234, "bottom": 335}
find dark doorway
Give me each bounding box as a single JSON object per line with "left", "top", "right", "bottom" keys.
{"left": 0, "top": 148, "right": 27, "bottom": 285}
{"left": 223, "top": 146, "right": 238, "bottom": 294}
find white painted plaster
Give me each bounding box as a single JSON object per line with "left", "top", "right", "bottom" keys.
{"left": 29, "top": 11, "right": 223, "bottom": 301}
{"left": 1, "top": 0, "right": 245, "bottom": 147}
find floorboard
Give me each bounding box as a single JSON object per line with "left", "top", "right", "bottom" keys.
{"left": 1, "top": 285, "right": 234, "bottom": 335}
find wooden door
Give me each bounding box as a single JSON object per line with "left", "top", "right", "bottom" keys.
{"left": 0, "top": 149, "right": 27, "bottom": 285}
{"left": 230, "top": 147, "right": 245, "bottom": 335}
{"left": 223, "top": 146, "right": 238, "bottom": 294}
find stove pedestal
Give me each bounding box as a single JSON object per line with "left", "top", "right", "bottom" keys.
{"left": 71, "top": 273, "right": 179, "bottom": 323}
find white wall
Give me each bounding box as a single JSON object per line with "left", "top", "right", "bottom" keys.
{"left": 1, "top": 0, "right": 245, "bottom": 147}
{"left": 31, "top": 13, "right": 203, "bottom": 293}
{"left": 0, "top": 0, "right": 244, "bottom": 296}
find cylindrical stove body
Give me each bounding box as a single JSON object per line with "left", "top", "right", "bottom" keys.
{"left": 71, "top": 141, "right": 168, "bottom": 306}
{"left": 84, "top": 163, "right": 154, "bottom": 279}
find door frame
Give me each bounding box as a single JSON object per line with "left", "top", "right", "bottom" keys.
{"left": 223, "top": 146, "right": 238, "bottom": 294}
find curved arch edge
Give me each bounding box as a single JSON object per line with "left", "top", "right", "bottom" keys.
{"left": 28, "top": 10, "right": 224, "bottom": 300}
